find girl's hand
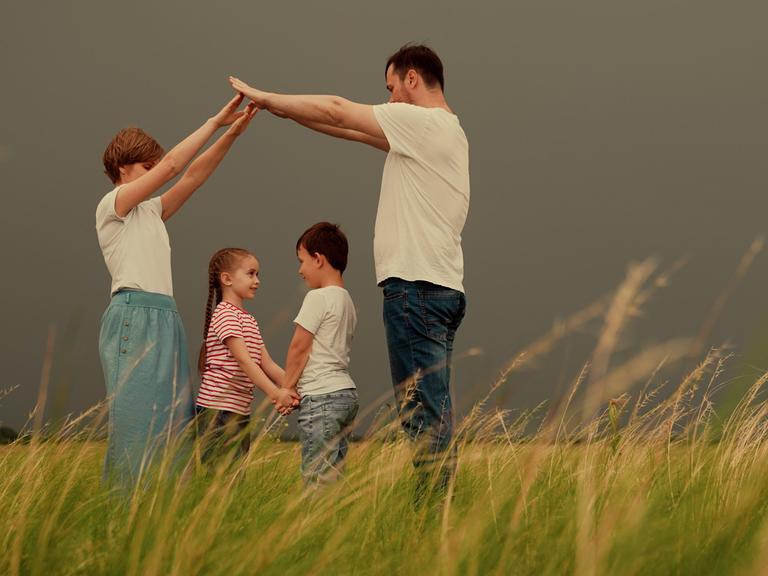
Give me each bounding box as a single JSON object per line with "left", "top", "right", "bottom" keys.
{"left": 226, "top": 102, "right": 259, "bottom": 137}
{"left": 273, "top": 388, "right": 299, "bottom": 415}
{"left": 211, "top": 93, "right": 246, "bottom": 127}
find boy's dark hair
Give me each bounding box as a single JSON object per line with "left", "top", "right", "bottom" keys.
{"left": 102, "top": 127, "right": 164, "bottom": 184}
{"left": 296, "top": 222, "right": 349, "bottom": 274}
{"left": 385, "top": 43, "right": 444, "bottom": 92}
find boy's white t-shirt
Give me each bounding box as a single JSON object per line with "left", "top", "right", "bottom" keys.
{"left": 294, "top": 286, "right": 356, "bottom": 396}
{"left": 95, "top": 186, "right": 173, "bottom": 297}
{"left": 372, "top": 103, "right": 470, "bottom": 293}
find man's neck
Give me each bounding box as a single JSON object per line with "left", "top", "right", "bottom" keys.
{"left": 413, "top": 91, "right": 452, "bottom": 113}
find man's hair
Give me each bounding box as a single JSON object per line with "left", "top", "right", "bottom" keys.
{"left": 385, "top": 43, "right": 444, "bottom": 92}
{"left": 296, "top": 222, "right": 349, "bottom": 274}
{"left": 102, "top": 127, "right": 164, "bottom": 184}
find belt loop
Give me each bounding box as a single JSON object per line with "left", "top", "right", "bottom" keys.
{"left": 126, "top": 291, "right": 131, "bottom": 304}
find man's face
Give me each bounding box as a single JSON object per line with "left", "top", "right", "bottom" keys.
{"left": 385, "top": 64, "right": 411, "bottom": 104}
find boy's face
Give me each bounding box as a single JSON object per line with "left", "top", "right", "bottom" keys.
{"left": 297, "top": 245, "right": 322, "bottom": 289}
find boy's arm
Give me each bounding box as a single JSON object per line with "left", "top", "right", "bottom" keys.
{"left": 228, "top": 77, "right": 387, "bottom": 143}
{"left": 160, "top": 103, "right": 258, "bottom": 221}
{"left": 224, "top": 336, "right": 296, "bottom": 409}
{"left": 283, "top": 325, "right": 314, "bottom": 391}
{"left": 114, "top": 94, "right": 246, "bottom": 218}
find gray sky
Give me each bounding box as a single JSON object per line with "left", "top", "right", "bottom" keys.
{"left": 2, "top": 1, "right": 768, "bottom": 432}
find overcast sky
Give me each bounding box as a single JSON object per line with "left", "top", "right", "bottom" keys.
{"left": 2, "top": 1, "right": 768, "bottom": 432}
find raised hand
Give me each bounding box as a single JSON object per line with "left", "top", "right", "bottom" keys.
{"left": 229, "top": 76, "right": 270, "bottom": 108}
{"left": 225, "top": 102, "right": 259, "bottom": 137}
{"left": 211, "top": 93, "right": 246, "bottom": 128}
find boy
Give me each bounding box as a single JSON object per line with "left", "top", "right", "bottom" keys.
{"left": 283, "top": 222, "right": 358, "bottom": 484}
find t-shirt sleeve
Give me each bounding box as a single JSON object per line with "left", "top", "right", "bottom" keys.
{"left": 294, "top": 290, "right": 326, "bottom": 335}
{"left": 147, "top": 196, "right": 163, "bottom": 217}
{"left": 95, "top": 186, "right": 125, "bottom": 226}
{"left": 95, "top": 186, "right": 163, "bottom": 227}
{"left": 211, "top": 307, "right": 243, "bottom": 342}
{"left": 373, "top": 103, "right": 430, "bottom": 158}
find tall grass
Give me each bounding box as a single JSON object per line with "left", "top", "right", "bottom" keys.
{"left": 4, "top": 253, "right": 768, "bottom": 575}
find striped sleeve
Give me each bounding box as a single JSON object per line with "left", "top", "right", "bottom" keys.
{"left": 211, "top": 306, "right": 243, "bottom": 342}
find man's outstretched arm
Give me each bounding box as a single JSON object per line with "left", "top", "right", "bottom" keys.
{"left": 289, "top": 117, "right": 389, "bottom": 152}
{"left": 229, "top": 76, "right": 388, "bottom": 148}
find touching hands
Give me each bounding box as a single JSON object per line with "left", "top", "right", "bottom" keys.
{"left": 272, "top": 388, "right": 300, "bottom": 416}
{"left": 229, "top": 76, "right": 270, "bottom": 109}
{"left": 211, "top": 93, "right": 251, "bottom": 128}
{"left": 225, "top": 102, "right": 259, "bottom": 136}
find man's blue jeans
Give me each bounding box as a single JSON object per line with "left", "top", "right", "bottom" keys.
{"left": 381, "top": 278, "right": 466, "bottom": 485}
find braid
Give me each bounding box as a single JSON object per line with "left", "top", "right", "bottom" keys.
{"left": 197, "top": 247, "right": 255, "bottom": 374}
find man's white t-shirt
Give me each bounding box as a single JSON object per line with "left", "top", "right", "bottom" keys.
{"left": 372, "top": 103, "right": 470, "bottom": 293}
{"left": 95, "top": 186, "right": 173, "bottom": 297}
{"left": 294, "top": 286, "right": 356, "bottom": 396}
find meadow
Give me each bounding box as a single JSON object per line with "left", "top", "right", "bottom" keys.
{"left": 4, "top": 256, "right": 768, "bottom": 575}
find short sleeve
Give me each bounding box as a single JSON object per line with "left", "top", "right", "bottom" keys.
{"left": 95, "top": 186, "right": 125, "bottom": 227}
{"left": 211, "top": 306, "right": 243, "bottom": 342}
{"left": 294, "top": 290, "right": 326, "bottom": 335}
{"left": 373, "top": 103, "right": 430, "bottom": 158}
{"left": 147, "top": 196, "right": 163, "bottom": 217}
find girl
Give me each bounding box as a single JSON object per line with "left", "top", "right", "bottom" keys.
{"left": 196, "top": 248, "right": 299, "bottom": 461}
{"left": 96, "top": 95, "right": 258, "bottom": 489}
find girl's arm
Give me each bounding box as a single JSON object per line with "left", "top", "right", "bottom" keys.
{"left": 224, "top": 336, "right": 296, "bottom": 409}
{"left": 259, "top": 344, "right": 286, "bottom": 388}
{"left": 114, "top": 94, "right": 246, "bottom": 218}
{"left": 160, "top": 103, "right": 258, "bottom": 221}
{"left": 284, "top": 325, "right": 314, "bottom": 391}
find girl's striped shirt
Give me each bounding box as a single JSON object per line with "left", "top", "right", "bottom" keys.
{"left": 197, "top": 301, "right": 263, "bottom": 416}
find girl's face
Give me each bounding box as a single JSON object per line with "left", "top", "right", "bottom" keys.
{"left": 223, "top": 255, "right": 261, "bottom": 300}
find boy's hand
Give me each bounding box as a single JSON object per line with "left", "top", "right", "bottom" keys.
{"left": 226, "top": 103, "right": 259, "bottom": 137}
{"left": 211, "top": 93, "right": 246, "bottom": 127}
{"left": 272, "top": 388, "right": 300, "bottom": 415}
{"left": 273, "top": 388, "right": 299, "bottom": 416}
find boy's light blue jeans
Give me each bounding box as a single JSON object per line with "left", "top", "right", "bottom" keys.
{"left": 297, "top": 389, "right": 359, "bottom": 484}
{"left": 381, "top": 277, "right": 466, "bottom": 492}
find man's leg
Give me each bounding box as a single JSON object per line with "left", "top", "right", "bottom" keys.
{"left": 382, "top": 279, "right": 466, "bottom": 494}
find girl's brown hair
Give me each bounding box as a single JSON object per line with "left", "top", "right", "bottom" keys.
{"left": 198, "top": 247, "right": 255, "bottom": 373}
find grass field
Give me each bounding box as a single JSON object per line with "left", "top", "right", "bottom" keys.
{"left": 4, "top": 257, "right": 768, "bottom": 575}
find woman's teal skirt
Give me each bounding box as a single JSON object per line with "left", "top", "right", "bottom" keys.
{"left": 99, "top": 290, "right": 194, "bottom": 488}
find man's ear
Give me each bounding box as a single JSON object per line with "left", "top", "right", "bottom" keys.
{"left": 406, "top": 68, "right": 418, "bottom": 88}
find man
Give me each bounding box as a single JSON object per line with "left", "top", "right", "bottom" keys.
{"left": 230, "top": 43, "right": 470, "bottom": 492}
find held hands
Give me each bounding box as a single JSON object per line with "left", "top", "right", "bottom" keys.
{"left": 272, "top": 388, "right": 300, "bottom": 416}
